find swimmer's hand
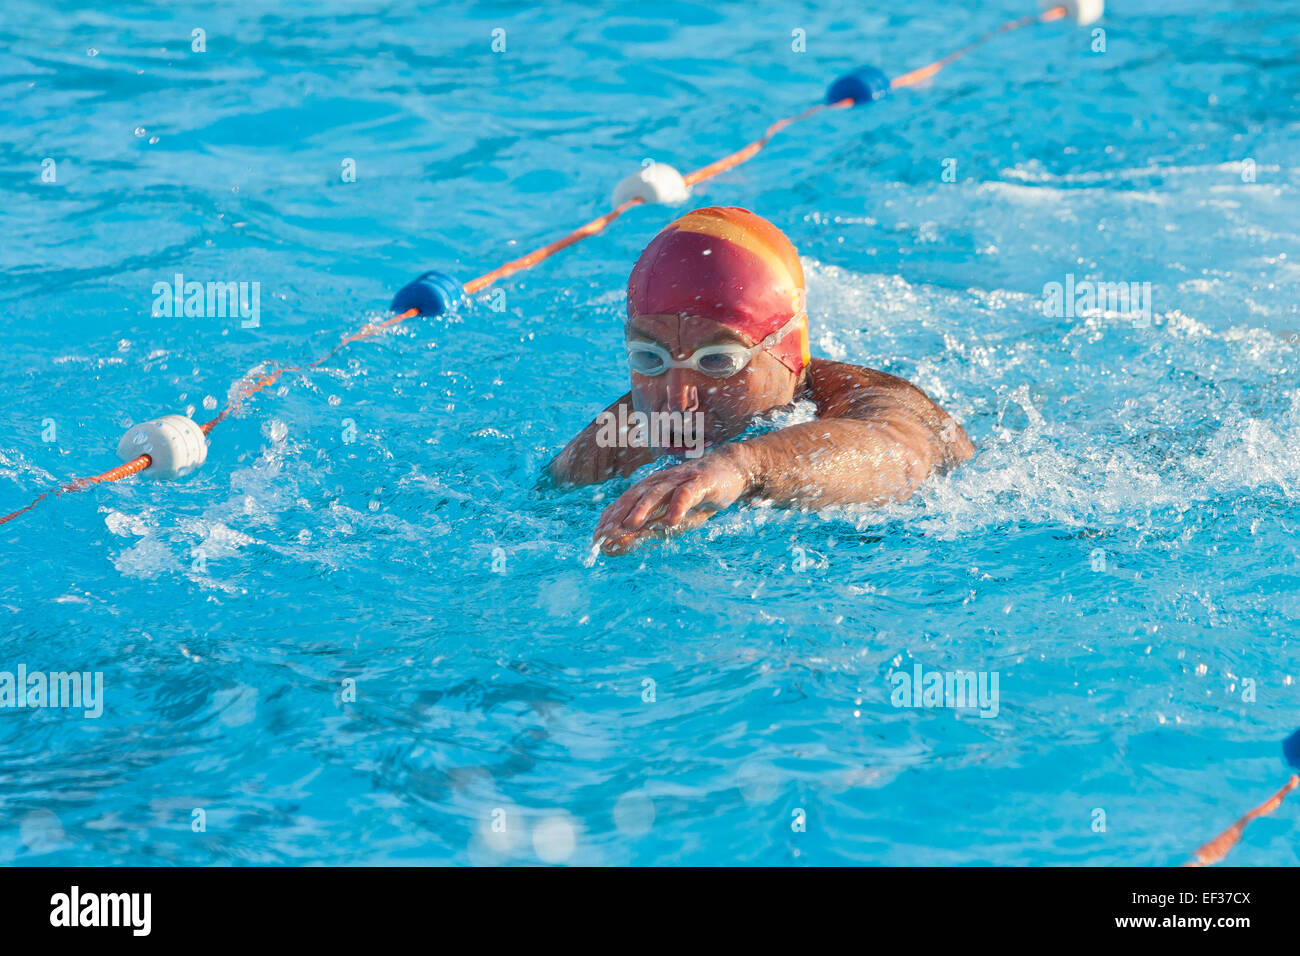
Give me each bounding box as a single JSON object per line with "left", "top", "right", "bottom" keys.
{"left": 592, "top": 448, "right": 753, "bottom": 555}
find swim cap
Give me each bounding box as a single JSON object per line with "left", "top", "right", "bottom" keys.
{"left": 627, "top": 207, "right": 810, "bottom": 375}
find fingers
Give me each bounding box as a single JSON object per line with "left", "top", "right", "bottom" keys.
{"left": 597, "top": 528, "right": 650, "bottom": 556}
{"left": 669, "top": 507, "right": 715, "bottom": 534}
{"left": 663, "top": 480, "right": 706, "bottom": 526}
{"left": 595, "top": 507, "right": 715, "bottom": 556}
{"left": 590, "top": 461, "right": 725, "bottom": 554}
{"left": 595, "top": 492, "right": 637, "bottom": 537}
{"left": 596, "top": 474, "right": 683, "bottom": 538}
{"left": 625, "top": 480, "right": 679, "bottom": 529}
{"left": 595, "top": 478, "right": 661, "bottom": 534}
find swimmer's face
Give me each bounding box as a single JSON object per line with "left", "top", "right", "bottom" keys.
{"left": 624, "top": 313, "right": 799, "bottom": 456}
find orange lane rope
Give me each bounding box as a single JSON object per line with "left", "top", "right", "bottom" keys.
{"left": 193, "top": 308, "right": 426, "bottom": 440}
{"left": 0, "top": 5, "right": 1069, "bottom": 529}
{"left": 0, "top": 311, "right": 420, "bottom": 527}
{"left": 4, "top": 3, "right": 1294, "bottom": 869}
{"left": 681, "top": 100, "right": 853, "bottom": 186}
{"left": 892, "top": 6, "right": 1067, "bottom": 90}
{"left": 464, "top": 199, "right": 644, "bottom": 294}
{"left": 1185, "top": 774, "right": 1300, "bottom": 866}
{"left": 0, "top": 456, "right": 154, "bottom": 526}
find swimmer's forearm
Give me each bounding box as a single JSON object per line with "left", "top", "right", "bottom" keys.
{"left": 549, "top": 395, "right": 654, "bottom": 486}
{"left": 721, "top": 417, "right": 953, "bottom": 507}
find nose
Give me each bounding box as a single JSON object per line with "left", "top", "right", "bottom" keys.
{"left": 664, "top": 368, "right": 699, "bottom": 413}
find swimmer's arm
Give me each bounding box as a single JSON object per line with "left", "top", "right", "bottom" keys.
{"left": 593, "top": 362, "right": 972, "bottom": 552}
{"left": 730, "top": 359, "right": 974, "bottom": 507}
{"left": 548, "top": 393, "right": 656, "bottom": 486}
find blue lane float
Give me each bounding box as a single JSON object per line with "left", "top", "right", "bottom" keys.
{"left": 826, "top": 65, "right": 891, "bottom": 106}
{"left": 390, "top": 270, "right": 465, "bottom": 316}
{"left": 1284, "top": 727, "right": 1300, "bottom": 770}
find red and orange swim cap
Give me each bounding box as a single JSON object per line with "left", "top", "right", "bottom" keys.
{"left": 626, "top": 207, "right": 811, "bottom": 375}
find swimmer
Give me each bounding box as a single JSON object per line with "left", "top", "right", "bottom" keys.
{"left": 549, "top": 206, "right": 974, "bottom": 554}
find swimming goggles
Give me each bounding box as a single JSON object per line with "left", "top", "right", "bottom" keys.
{"left": 625, "top": 312, "right": 805, "bottom": 379}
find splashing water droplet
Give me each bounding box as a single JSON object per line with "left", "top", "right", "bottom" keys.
{"left": 612, "top": 792, "right": 655, "bottom": 837}
{"left": 532, "top": 815, "right": 578, "bottom": 864}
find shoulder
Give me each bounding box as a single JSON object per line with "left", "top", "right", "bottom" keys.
{"left": 803, "top": 358, "right": 974, "bottom": 465}
{"left": 803, "top": 358, "right": 937, "bottom": 413}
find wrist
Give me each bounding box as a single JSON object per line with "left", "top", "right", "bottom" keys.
{"left": 716, "top": 441, "right": 764, "bottom": 499}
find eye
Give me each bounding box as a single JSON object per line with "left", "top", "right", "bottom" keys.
{"left": 627, "top": 347, "right": 667, "bottom": 374}
{"left": 697, "top": 351, "right": 742, "bottom": 376}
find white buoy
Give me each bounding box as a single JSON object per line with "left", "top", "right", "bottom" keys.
{"left": 1047, "top": 0, "right": 1104, "bottom": 26}
{"left": 612, "top": 162, "right": 691, "bottom": 207}
{"left": 117, "top": 414, "right": 208, "bottom": 478}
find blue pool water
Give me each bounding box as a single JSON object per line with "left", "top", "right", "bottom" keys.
{"left": 2, "top": 0, "right": 1298, "bottom": 865}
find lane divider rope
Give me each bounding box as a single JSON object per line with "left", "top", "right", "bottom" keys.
{"left": 1186, "top": 729, "right": 1300, "bottom": 866}
{"left": 2, "top": 2, "right": 1089, "bottom": 526}
{"left": 8, "top": 0, "right": 1296, "bottom": 870}
{"left": 1186, "top": 774, "right": 1299, "bottom": 866}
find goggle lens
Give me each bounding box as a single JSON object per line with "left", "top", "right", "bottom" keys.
{"left": 626, "top": 344, "right": 749, "bottom": 378}
{"left": 696, "top": 351, "right": 744, "bottom": 377}
{"left": 627, "top": 348, "right": 669, "bottom": 375}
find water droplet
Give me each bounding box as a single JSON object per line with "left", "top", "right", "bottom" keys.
{"left": 737, "top": 761, "right": 781, "bottom": 804}
{"left": 133, "top": 126, "right": 146, "bottom": 137}
{"left": 533, "top": 815, "right": 578, "bottom": 863}
{"left": 86, "top": 48, "right": 98, "bottom": 57}
{"left": 613, "top": 792, "right": 655, "bottom": 837}
{"left": 20, "top": 810, "right": 65, "bottom": 854}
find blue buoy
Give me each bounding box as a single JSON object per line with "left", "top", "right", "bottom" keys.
{"left": 1284, "top": 728, "right": 1300, "bottom": 770}
{"left": 826, "top": 66, "right": 891, "bottom": 106}
{"left": 390, "top": 270, "right": 465, "bottom": 316}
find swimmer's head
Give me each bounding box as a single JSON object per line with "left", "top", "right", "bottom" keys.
{"left": 624, "top": 207, "right": 809, "bottom": 453}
